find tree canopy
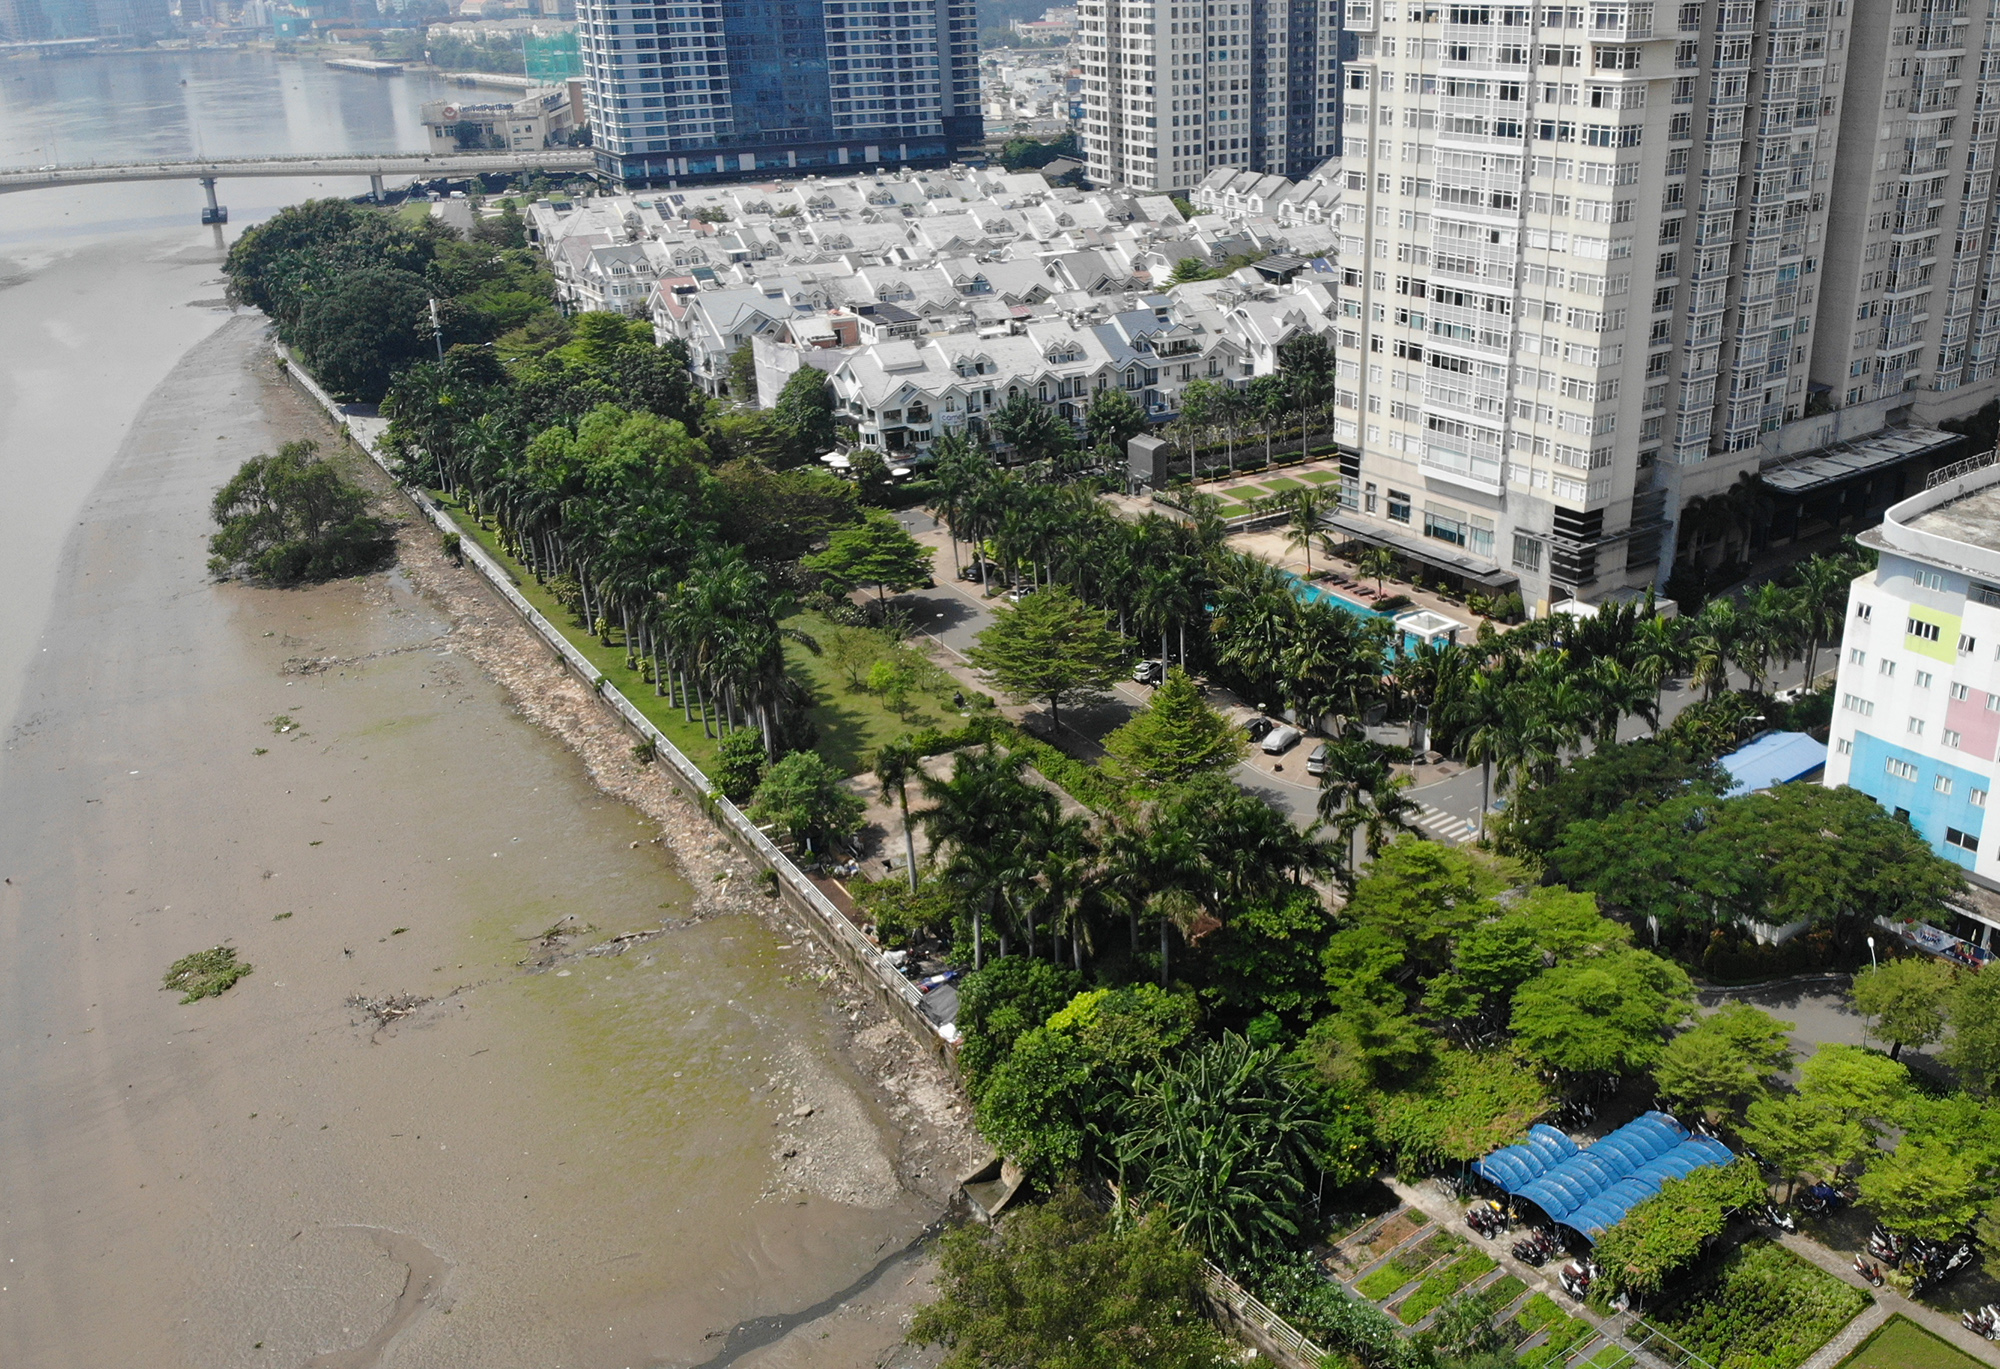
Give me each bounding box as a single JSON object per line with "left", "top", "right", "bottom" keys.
{"left": 1851, "top": 956, "right": 1956, "bottom": 1061}
{"left": 906, "top": 1185, "right": 1236, "bottom": 1369}
{"left": 803, "top": 509, "right": 934, "bottom": 601}
{"left": 1650, "top": 1002, "right": 1795, "bottom": 1122}
{"left": 1101, "top": 667, "right": 1247, "bottom": 789}
{"left": 747, "top": 750, "right": 865, "bottom": 851}
{"left": 208, "top": 441, "right": 396, "bottom": 584}
{"left": 1508, "top": 949, "right": 1694, "bottom": 1075}
{"left": 969, "top": 585, "right": 1128, "bottom": 731}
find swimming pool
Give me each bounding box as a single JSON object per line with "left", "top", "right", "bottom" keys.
{"left": 1293, "top": 576, "right": 1393, "bottom": 621}
{"left": 1286, "top": 573, "right": 1466, "bottom": 651}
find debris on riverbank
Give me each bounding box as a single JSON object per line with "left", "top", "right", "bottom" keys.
{"left": 162, "top": 945, "right": 253, "bottom": 1003}
{"left": 294, "top": 369, "right": 988, "bottom": 1208}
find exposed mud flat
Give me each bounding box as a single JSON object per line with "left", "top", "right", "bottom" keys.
{"left": 0, "top": 318, "right": 976, "bottom": 1369}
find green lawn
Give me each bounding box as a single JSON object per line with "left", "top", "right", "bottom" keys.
{"left": 778, "top": 610, "right": 963, "bottom": 774}
{"left": 1301, "top": 469, "right": 1340, "bottom": 483}
{"left": 1214, "top": 503, "right": 1251, "bottom": 520}
{"left": 1837, "top": 1316, "right": 1990, "bottom": 1369}
{"left": 431, "top": 499, "right": 957, "bottom": 778}
{"left": 1261, "top": 476, "right": 1304, "bottom": 491}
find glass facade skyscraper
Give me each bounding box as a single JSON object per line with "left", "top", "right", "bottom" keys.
{"left": 579, "top": 0, "right": 982, "bottom": 186}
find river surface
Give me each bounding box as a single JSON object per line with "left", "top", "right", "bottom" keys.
{"left": 0, "top": 52, "right": 948, "bottom": 1369}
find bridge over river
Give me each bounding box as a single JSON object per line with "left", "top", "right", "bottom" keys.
{"left": 0, "top": 150, "right": 600, "bottom": 219}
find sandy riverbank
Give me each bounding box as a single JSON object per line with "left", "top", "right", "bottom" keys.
{"left": 0, "top": 317, "right": 977, "bottom": 1368}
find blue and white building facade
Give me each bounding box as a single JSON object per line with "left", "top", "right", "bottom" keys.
{"left": 1826, "top": 457, "right": 2000, "bottom": 948}
{"left": 578, "top": 0, "right": 982, "bottom": 186}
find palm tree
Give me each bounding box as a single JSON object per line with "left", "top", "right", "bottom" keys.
{"left": 1356, "top": 546, "right": 1396, "bottom": 598}
{"left": 1687, "top": 598, "right": 1742, "bottom": 701}
{"left": 1316, "top": 736, "right": 1415, "bottom": 881}
{"left": 874, "top": 739, "right": 923, "bottom": 893}
{"left": 918, "top": 747, "right": 1053, "bottom": 968}
{"left": 1629, "top": 613, "right": 1688, "bottom": 728}
{"left": 1262, "top": 484, "right": 1336, "bottom": 577}
{"left": 1450, "top": 671, "right": 1510, "bottom": 842}
{"left": 1793, "top": 553, "right": 1857, "bottom": 686}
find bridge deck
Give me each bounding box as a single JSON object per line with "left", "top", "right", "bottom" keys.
{"left": 0, "top": 150, "right": 599, "bottom": 194}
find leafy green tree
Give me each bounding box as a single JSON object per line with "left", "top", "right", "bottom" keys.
{"left": 1798, "top": 1042, "right": 1910, "bottom": 1134}
{"left": 1651, "top": 1003, "right": 1795, "bottom": 1122}
{"left": 976, "top": 984, "right": 1198, "bottom": 1182}
{"left": 1085, "top": 387, "right": 1148, "bottom": 450}
{"left": 1301, "top": 995, "right": 1438, "bottom": 1090}
{"left": 747, "top": 750, "right": 865, "bottom": 852}
{"left": 1944, "top": 959, "right": 2000, "bottom": 1096}
{"left": 1591, "top": 1160, "right": 1767, "bottom": 1296}
{"left": 1102, "top": 667, "right": 1247, "bottom": 788}
{"left": 208, "top": 441, "right": 395, "bottom": 584}
{"left": 1509, "top": 949, "right": 1694, "bottom": 1075}
{"left": 1501, "top": 737, "right": 1727, "bottom": 861}
{"left": 1857, "top": 1129, "right": 1995, "bottom": 1242}
{"left": 803, "top": 509, "right": 934, "bottom": 602}
{"left": 1117, "top": 1032, "right": 1327, "bottom": 1265}
{"left": 994, "top": 131, "right": 1081, "bottom": 170}
{"left": 1361, "top": 1047, "right": 1552, "bottom": 1173}
{"left": 1739, "top": 1092, "right": 1872, "bottom": 1197}
{"left": 1852, "top": 956, "right": 1956, "bottom": 1061}
{"left": 1195, "top": 886, "right": 1335, "bottom": 1027}
{"left": 711, "top": 729, "right": 767, "bottom": 802}
{"left": 1331, "top": 839, "right": 1508, "bottom": 982}
{"left": 726, "top": 339, "right": 756, "bottom": 398}
{"left": 968, "top": 585, "right": 1127, "bottom": 733}
{"left": 906, "top": 1185, "right": 1236, "bottom": 1369}
{"left": 954, "top": 954, "right": 1084, "bottom": 1087}
{"left": 770, "top": 365, "right": 837, "bottom": 467}
{"left": 1444, "top": 886, "right": 1630, "bottom": 1028}
{"left": 989, "top": 390, "right": 1078, "bottom": 468}
{"left": 293, "top": 264, "right": 436, "bottom": 402}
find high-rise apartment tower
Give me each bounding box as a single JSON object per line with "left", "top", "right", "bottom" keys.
{"left": 1323, "top": 0, "right": 2000, "bottom": 613}
{"left": 577, "top": 0, "right": 982, "bottom": 186}
{"left": 1076, "top": 0, "right": 1347, "bottom": 190}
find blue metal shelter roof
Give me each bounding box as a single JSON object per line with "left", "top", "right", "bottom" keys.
{"left": 1720, "top": 730, "right": 1828, "bottom": 797}
{"left": 1471, "top": 1112, "right": 1736, "bottom": 1243}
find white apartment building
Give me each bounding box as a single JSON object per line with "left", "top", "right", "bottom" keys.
{"left": 1825, "top": 456, "right": 2000, "bottom": 952}
{"left": 1075, "top": 0, "right": 1346, "bottom": 192}
{"left": 1317, "top": 0, "right": 2000, "bottom": 613}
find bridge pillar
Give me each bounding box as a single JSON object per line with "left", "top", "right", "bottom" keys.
{"left": 198, "top": 176, "right": 227, "bottom": 226}
{"left": 370, "top": 172, "right": 385, "bottom": 201}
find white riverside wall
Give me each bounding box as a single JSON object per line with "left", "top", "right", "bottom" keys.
{"left": 278, "top": 345, "right": 1335, "bottom": 1369}
{"left": 273, "top": 344, "right": 955, "bottom": 1072}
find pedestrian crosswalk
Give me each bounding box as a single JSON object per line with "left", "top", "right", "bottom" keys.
{"left": 1414, "top": 802, "right": 1479, "bottom": 845}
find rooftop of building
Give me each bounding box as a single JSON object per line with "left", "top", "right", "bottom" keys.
{"left": 1902, "top": 474, "right": 2000, "bottom": 557}
{"left": 1863, "top": 452, "right": 2000, "bottom": 580}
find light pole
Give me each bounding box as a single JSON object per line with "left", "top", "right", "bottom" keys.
{"left": 1862, "top": 935, "right": 1877, "bottom": 1049}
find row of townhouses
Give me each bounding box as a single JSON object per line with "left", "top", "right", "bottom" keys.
{"left": 523, "top": 161, "right": 1345, "bottom": 430}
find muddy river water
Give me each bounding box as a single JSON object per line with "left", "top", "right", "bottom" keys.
{"left": 0, "top": 273, "right": 961, "bottom": 1364}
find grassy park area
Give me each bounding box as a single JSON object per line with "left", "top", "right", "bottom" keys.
{"left": 1837, "top": 1316, "right": 1992, "bottom": 1369}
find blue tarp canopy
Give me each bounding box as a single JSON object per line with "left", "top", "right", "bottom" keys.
{"left": 1720, "top": 730, "right": 1828, "bottom": 797}
{"left": 1471, "top": 1112, "right": 1737, "bottom": 1243}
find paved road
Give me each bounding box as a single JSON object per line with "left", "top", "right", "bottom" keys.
{"left": 894, "top": 521, "right": 1820, "bottom": 846}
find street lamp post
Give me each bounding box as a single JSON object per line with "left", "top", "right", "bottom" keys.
{"left": 1862, "top": 935, "right": 1877, "bottom": 1048}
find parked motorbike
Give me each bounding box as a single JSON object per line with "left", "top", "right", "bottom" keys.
{"left": 1558, "top": 1259, "right": 1598, "bottom": 1301}
{"left": 1765, "top": 1205, "right": 1797, "bottom": 1233}
{"left": 1962, "top": 1305, "right": 2000, "bottom": 1340}
{"left": 1466, "top": 1201, "right": 1505, "bottom": 1238}
{"left": 1511, "top": 1230, "right": 1559, "bottom": 1266}
{"left": 1852, "top": 1256, "right": 1884, "bottom": 1287}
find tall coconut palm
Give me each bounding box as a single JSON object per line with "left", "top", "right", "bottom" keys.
{"left": 874, "top": 738, "right": 923, "bottom": 893}
{"left": 1263, "top": 484, "right": 1336, "bottom": 578}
